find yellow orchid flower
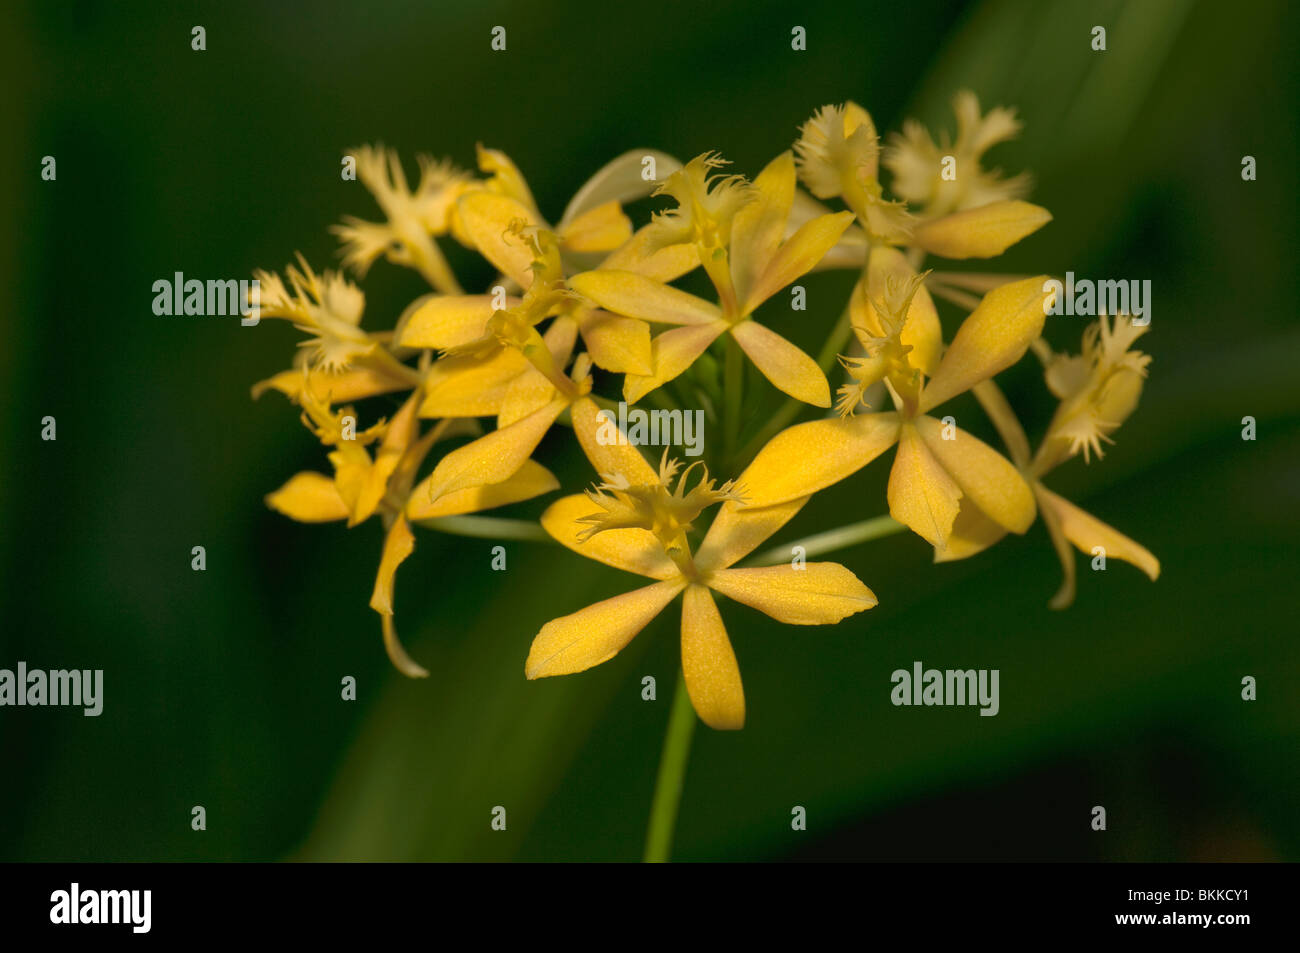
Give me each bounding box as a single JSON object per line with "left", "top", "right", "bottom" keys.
{"left": 570, "top": 151, "right": 854, "bottom": 406}
{"left": 881, "top": 91, "right": 1051, "bottom": 260}
{"left": 843, "top": 244, "right": 947, "bottom": 384}
{"left": 795, "top": 97, "right": 1051, "bottom": 266}
{"left": 394, "top": 226, "right": 604, "bottom": 506}
{"left": 250, "top": 255, "right": 381, "bottom": 373}
{"left": 396, "top": 220, "right": 650, "bottom": 401}
{"left": 416, "top": 350, "right": 597, "bottom": 505}
{"left": 252, "top": 353, "right": 419, "bottom": 406}
{"left": 456, "top": 145, "right": 633, "bottom": 282}
{"left": 795, "top": 103, "right": 914, "bottom": 246}
{"left": 396, "top": 223, "right": 696, "bottom": 406}
{"left": 266, "top": 383, "right": 559, "bottom": 676}
{"left": 739, "top": 275, "right": 1053, "bottom": 548}
{"left": 399, "top": 159, "right": 700, "bottom": 388}
{"left": 526, "top": 431, "right": 876, "bottom": 730}
{"left": 939, "top": 314, "right": 1159, "bottom": 607}
{"left": 331, "top": 145, "right": 475, "bottom": 293}
{"left": 884, "top": 89, "right": 1032, "bottom": 217}
{"left": 248, "top": 257, "right": 427, "bottom": 428}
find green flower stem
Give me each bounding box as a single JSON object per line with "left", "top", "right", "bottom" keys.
{"left": 416, "top": 515, "right": 552, "bottom": 542}
{"left": 643, "top": 668, "right": 696, "bottom": 863}
{"left": 747, "top": 514, "right": 906, "bottom": 566}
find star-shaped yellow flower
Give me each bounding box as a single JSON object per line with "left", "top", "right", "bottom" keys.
{"left": 884, "top": 90, "right": 1032, "bottom": 217}
{"left": 526, "top": 412, "right": 877, "bottom": 730}
{"left": 396, "top": 228, "right": 608, "bottom": 506}
{"left": 331, "top": 145, "right": 475, "bottom": 293}
{"left": 399, "top": 146, "right": 684, "bottom": 377}
{"left": 570, "top": 151, "right": 854, "bottom": 407}
{"left": 739, "top": 275, "right": 1053, "bottom": 548}
{"left": 943, "top": 314, "right": 1160, "bottom": 607}
{"left": 796, "top": 100, "right": 1051, "bottom": 264}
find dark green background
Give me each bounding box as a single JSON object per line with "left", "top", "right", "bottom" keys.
{"left": 3, "top": 0, "right": 1296, "bottom": 861}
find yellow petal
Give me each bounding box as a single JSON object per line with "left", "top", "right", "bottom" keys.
{"left": 497, "top": 365, "right": 558, "bottom": 428}
{"left": 558, "top": 150, "right": 683, "bottom": 231}
{"left": 328, "top": 445, "right": 377, "bottom": 525}
{"left": 407, "top": 459, "right": 559, "bottom": 520}
{"left": 730, "top": 151, "right": 796, "bottom": 307}
{"left": 914, "top": 415, "right": 1035, "bottom": 534}
{"left": 423, "top": 397, "right": 566, "bottom": 501}
{"left": 570, "top": 396, "right": 659, "bottom": 485}
{"left": 425, "top": 317, "right": 572, "bottom": 424}
{"left": 369, "top": 514, "right": 414, "bottom": 617}
{"left": 540, "top": 494, "right": 679, "bottom": 580}
{"left": 854, "top": 245, "right": 943, "bottom": 375}
{"left": 598, "top": 224, "right": 700, "bottom": 282}
{"left": 570, "top": 270, "right": 721, "bottom": 326}
{"left": 342, "top": 392, "right": 420, "bottom": 526}
{"left": 743, "top": 210, "right": 855, "bottom": 312}
{"left": 887, "top": 422, "right": 962, "bottom": 546}
{"left": 456, "top": 191, "right": 539, "bottom": 288}
{"left": 623, "top": 321, "right": 728, "bottom": 404}
{"left": 736, "top": 413, "right": 900, "bottom": 508}
{"left": 377, "top": 389, "right": 421, "bottom": 457}
{"left": 477, "top": 145, "right": 539, "bottom": 213}
{"left": 265, "top": 472, "right": 350, "bottom": 522}
{"left": 544, "top": 309, "right": 580, "bottom": 353}
{"left": 1037, "top": 484, "right": 1160, "bottom": 586}
{"left": 933, "top": 502, "right": 1009, "bottom": 563}
{"left": 707, "top": 563, "right": 876, "bottom": 624}
{"left": 577, "top": 309, "right": 652, "bottom": 375}
{"left": 558, "top": 199, "right": 633, "bottom": 253}
{"left": 252, "top": 363, "right": 410, "bottom": 404}
{"left": 695, "top": 497, "right": 808, "bottom": 572}
{"left": 681, "top": 585, "right": 744, "bottom": 730}
{"left": 1036, "top": 485, "right": 1080, "bottom": 610}
{"left": 911, "top": 200, "right": 1052, "bottom": 259}
{"left": 398, "top": 294, "right": 519, "bottom": 350}
{"left": 920, "top": 275, "right": 1051, "bottom": 413}
{"left": 843, "top": 101, "right": 879, "bottom": 179}
{"left": 418, "top": 348, "right": 530, "bottom": 418}
{"left": 789, "top": 190, "right": 869, "bottom": 270}
{"left": 526, "top": 579, "right": 685, "bottom": 678}
{"left": 730, "top": 320, "right": 830, "bottom": 407}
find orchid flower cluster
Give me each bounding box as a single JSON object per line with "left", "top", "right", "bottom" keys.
{"left": 252, "top": 92, "right": 1158, "bottom": 731}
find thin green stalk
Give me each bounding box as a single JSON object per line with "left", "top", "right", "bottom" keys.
{"left": 747, "top": 514, "right": 905, "bottom": 566}
{"left": 416, "top": 515, "right": 552, "bottom": 542}
{"left": 643, "top": 669, "right": 696, "bottom": 863}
